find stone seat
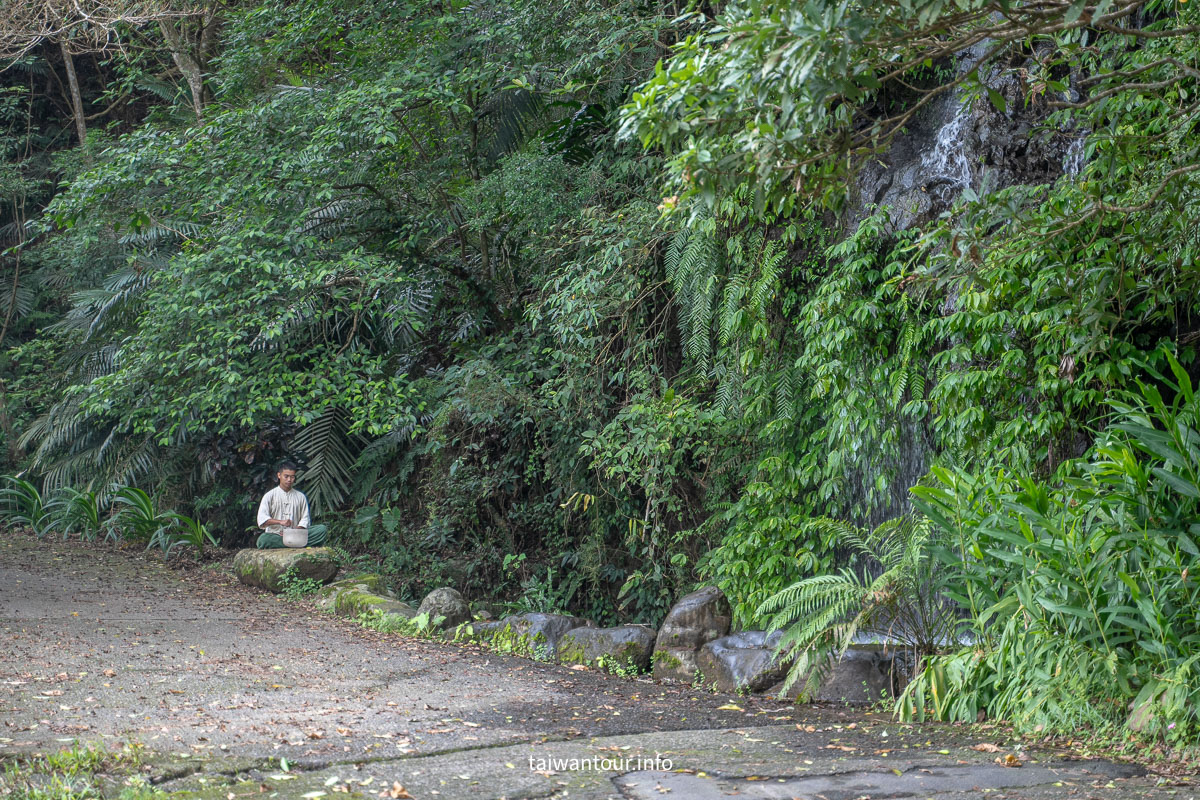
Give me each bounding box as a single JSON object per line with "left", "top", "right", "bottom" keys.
{"left": 233, "top": 547, "right": 339, "bottom": 593}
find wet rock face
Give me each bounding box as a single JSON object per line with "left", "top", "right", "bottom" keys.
{"left": 417, "top": 587, "right": 471, "bottom": 629}
{"left": 697, "top": 631, "right": 790, "bottom": 694}
{"left": 652, "top": 587, "right": 732, "bottom": 683}
{"left": 557, "top": 625, "right": 657, "bottom": 672}
{"left": 850, "top": 53, "right": 1082, "bottom": 234}
{"left": 233, "top": 548, "right": 339, "bottom": 593}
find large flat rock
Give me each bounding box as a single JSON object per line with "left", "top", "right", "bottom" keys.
{"left": 448, "top": 612, "right": 593, "bottom": 660}
{"left": 696, "top": 630, "right": 790, "bottom": 693}
{"left": 232, "top": 547, "right": 339, "bottom": 593}
{"left": 557, "top": 624, "right": 656, "bottom": 671}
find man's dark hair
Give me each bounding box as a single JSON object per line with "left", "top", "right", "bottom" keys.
{"left": 276, "top": 460, "right": 299, "bottom": 473}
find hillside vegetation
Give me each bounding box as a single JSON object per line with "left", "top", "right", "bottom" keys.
{"left": 0, "top": 0, "right": 1197, "bottom": 743}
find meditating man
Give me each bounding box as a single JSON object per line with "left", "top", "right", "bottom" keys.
{"left": 255, "top": 461, "right": 327, "bottom": 548}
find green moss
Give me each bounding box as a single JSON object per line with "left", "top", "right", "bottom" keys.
{"left": 333, "top": 588, "right": 390, "bottom": 617}
{"left": 556, "top": 641, "right": 587, "bottom": 665}
{"left": 653, "top": 650, "right": 683, "bottom": 668}
{"left": 615, "top": 641, "right": 642, "bottom": 663}
{"left": 319, "top": 574, "right": 386, "bottom": 598}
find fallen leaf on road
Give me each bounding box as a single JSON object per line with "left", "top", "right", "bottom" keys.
{"left": 996, "top": 754, "right": 1022, "bottom": 768}
{"left": 386, "top": 782, "right": 412, "bottom": 799}
{"left": 716, "top": 704, "right": 743, "bottom": 711}
{"left": 972, "top": 743, "right": 1003, "bottom": 753}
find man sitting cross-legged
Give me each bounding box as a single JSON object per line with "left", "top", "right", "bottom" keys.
{"left": 255, "top": 460, "right": 327, "bottom": 549}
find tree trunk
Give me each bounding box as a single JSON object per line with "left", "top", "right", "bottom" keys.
{"left": 159, "top": 19, "right": 206, "bottom": 121}
{"left": 0, "top": 222, "right": 23, "bottom": 464}
{"left": 59, "top": 40, "right": 87, "bottom": 148}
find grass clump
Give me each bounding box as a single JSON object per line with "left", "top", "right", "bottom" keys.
{"left": 0, "top": 741, "right": 165, "bottom": 800}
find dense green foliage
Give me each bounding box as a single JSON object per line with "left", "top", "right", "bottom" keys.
{"left": 2, "top": 0, "right": 1198, "bottom": 742}
{"left": 903, "top": 361, "right": 1200, "bottom": 742}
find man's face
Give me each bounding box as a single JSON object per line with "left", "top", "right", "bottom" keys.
{"left": 277, "top": 469, "right": 297, "bottom": 491}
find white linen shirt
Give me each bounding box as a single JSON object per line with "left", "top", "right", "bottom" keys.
{"left": 257, "top": 486, "right": 311, "bottom": 529}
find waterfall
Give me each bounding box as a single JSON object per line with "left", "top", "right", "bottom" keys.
{"left": 1062, "top": 134, "right": 1087, "bottom": 177}
{"left": 920, "top": 97, "right": 973, "bottom": 202}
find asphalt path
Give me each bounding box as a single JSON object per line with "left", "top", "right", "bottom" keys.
{"left": 0, "top": 533, "right": 1189, "bottom": 799}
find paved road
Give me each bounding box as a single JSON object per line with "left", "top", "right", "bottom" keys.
{"left": 0, "top": 533, "right": 1187, "bottom": 799}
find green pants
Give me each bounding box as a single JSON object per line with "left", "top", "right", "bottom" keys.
{"left": 256, "top": 524, "right": 328, "bottom": 549}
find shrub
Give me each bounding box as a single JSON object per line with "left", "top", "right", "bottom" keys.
{"left": 0, "top": 476, "right": 53, "bottom": 536}
{"left": 901, "top": 354, "right": 1200, "bottom": 743}
{"left": 278, "top": 567, "right": 325, "bottom": 600}
{"left": 106, "top": 486, "right": 170, "bottom": 543}
{"left": 53, "top": 487, "right": 103, "bottom": 541}
{"left": 150, "top": 512, "right": 218, "bottom": 558}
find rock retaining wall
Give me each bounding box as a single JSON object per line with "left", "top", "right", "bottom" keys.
{"left": 236, "top": 567, "right": 908, "bottom": 705}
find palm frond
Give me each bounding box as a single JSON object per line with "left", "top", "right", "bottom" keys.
{"left": 291, "top": 405, "right": 365, "bottom": 514}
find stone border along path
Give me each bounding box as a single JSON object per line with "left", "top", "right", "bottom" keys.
{"left": 0, "top": 532, "right": 1185, "bottom": 800}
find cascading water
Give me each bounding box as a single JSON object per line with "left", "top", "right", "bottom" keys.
{"left": 920, "top": 98, "right": 973, "bottom": 202}
{"left": 1062, "top": 134, "right": 1087, "bottom": 177}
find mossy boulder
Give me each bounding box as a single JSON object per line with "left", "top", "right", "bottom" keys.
{"left": 447, "top": 613, "right": 594, "bottom": 660}
{"left": 315, "top": 575, "right": 394, "bottom": 611}
{"left": 655, "top": 586, "right": 732, "bottom": 650}
{"left": 233, "top": 548, "right": 339, "bottom": 593}
{"left": 768, "top": 648, "right": 893, "bottom": 703}
{"left": 318, "top": 574, "right": 391, "bottom": 598}
{"left": 652, "top": 646, "right": 699, "bottom": 683}
{"left": 652, "top": 586, "right": 732, "bottom": 683}
{"left": 417, "top": 587, "right": 471, "bottom": 628}
{"left": 446, "top": 619, "right": 508, "bottom": 644}
{"left": 332, "top": 587, "right": 416, "bottom": 620}
{"left": 556, "top": 625, "right": 656, "bottom": 672}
